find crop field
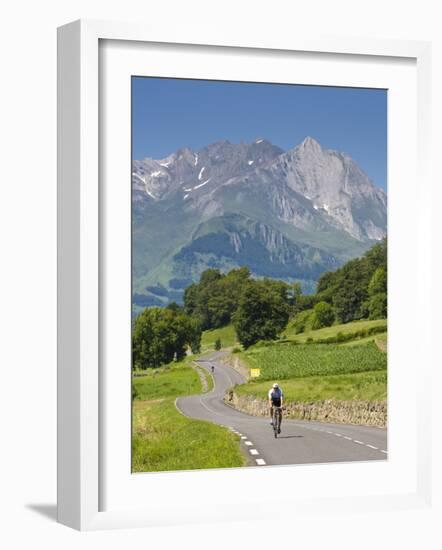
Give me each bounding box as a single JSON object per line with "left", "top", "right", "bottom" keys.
{"left": 239, "top": 341, "right": 387, "bottom": 381}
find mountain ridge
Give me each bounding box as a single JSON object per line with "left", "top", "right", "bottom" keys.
{"left": 132, "top": 137, "right": 386, "bottom": 309}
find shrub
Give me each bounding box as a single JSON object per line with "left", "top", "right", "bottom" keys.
{"left": 311, "top": 301, "right": 335, "bottom": 329}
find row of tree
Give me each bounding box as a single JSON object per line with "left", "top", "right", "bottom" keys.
{"left": 132, "top": 239, "right": 387, "bottom": 367}
{"left": 315, "top": 238, "right": 387, "bottom": 323}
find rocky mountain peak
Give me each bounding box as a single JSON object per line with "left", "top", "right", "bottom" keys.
{"left": 133, "top": 136, "right": 386, "bottom": 242}
{"left": 132, "top": 136, "right": 387, "bottom": 307}
{"left": 299, "top": 136, "right": 322, "bottom": 152}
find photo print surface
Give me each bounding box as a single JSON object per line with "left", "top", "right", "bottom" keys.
{"left": 131, "top": 77, "right": 388, "bottom": 473}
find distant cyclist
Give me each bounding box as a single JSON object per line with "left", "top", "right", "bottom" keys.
{"left": 268, "top": 383, "right": 284, "bottom": 434}
{"left": 211, "top": 365, "right": 215, "bottom": 374}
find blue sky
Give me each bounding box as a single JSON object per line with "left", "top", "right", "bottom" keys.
{"left": 132, "top": 77, "right": 387, "bottom": 190}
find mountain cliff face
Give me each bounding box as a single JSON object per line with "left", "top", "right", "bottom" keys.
{"left": 132, "top": 137, "right": 387, "bottom": 308}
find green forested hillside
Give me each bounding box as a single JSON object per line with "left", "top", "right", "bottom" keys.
{"left": 132, "top": 240, "right": 387, "bottom": 367}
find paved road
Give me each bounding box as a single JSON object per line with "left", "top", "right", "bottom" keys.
{"left": 177, "top": 352, "right": 388, "bottom": 467}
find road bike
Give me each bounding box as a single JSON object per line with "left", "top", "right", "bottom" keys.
{"left": 271, "top": 406, "right": 282, "bottom": 438}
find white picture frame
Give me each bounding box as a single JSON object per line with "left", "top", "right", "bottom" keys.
{"left": 57, "top": 19, "right": 433, "bottom": 531}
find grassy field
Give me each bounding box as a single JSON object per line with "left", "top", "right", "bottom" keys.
{"left": 133, "top": 363, "right": 201, "bottom": 400}
{"left": 283, "top": 318, "right": 387, "bottom": 343}
{"left": 236, "top": 370, "right": 387, "bottom": 402}
{"left": 201, "top": 324, "right": 238, "bottom": 351}
{"left": 341, "top": 332, "right": 387, "bottom": 348}
{"left": 132, "top": 362, "right": 244, "bottom": 472}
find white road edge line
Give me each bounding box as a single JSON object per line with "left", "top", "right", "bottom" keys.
{"left": 256, "top": 459, "right": 266, "bottom": 465}
{"left": 250, "top": 449, "right": 259, "bottom": 455}
{"left": 343, "top": 436, "right": 352, "bottom": 440}
{"left": 334, "top": 433, "right": 342, "bottom": 437}
{"left": 381, "top": 450, "right": 388, "bottom": 454}
{"left": 366, "top": 444, "right": 378, "bottom": 450}
{"left": 241, "top": 436, "right": 247, "bottom": 439}
{"left": 245, "top": 441, "right": 253, "bottom": 446}
{"left": 354, "top": 440, "right": 364, "bottom": 445}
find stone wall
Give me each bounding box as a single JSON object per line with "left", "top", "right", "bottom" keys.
{"left": 225, "top": 392, "right": 387, "bottom": 428}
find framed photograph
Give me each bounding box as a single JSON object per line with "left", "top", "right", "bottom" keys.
{"left": 57, "top": 19, "right": 433, "bottom": 530}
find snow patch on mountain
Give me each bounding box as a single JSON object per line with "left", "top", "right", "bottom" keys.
{"left": 194, "top": 178, "right": 211, "bottom": 190}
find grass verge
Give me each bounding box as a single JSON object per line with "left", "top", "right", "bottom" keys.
{"left": 132, "top": 362, "right": 244, "bottom": 472}
{"left": 132, "top": 399, "right": 245, "bottom": 472}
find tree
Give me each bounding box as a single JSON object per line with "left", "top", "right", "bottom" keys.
{"left": 312, "top": 301, "right": 335, "bottom": 329}
{"left": 132, "top": 307, "right": 201, "bottom": 369}
{"left": 233, "top": 280, "right": 290, "bottom": 348}
{"left": 214, "top": 338, "right": 222, "bottom": 351}
{"left": 183, "top": 267, "right": 251, "bottom": 330}
{"left": 367, "top": 266, "right": 387, "bottom": 319}
{"left": 166, "top": 301, "right": 182, "bottom": 314}
{"left": 368, "top": 266, "right": 387, "bottom": 296}
{"left": 316, "top": 238, "right": 388, "bottom": 324}
{"left": 368, "top": 293, "right": 387, "bottom": 320}
{"left": 187, "top": 317, "right": 202, "bottom": 354}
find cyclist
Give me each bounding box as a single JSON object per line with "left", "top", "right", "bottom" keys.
{"left": 268, "top": 383, "right": 284, "bottom": 434}
{"left": 211, "top": 365, "right": 215, "bottom": 374}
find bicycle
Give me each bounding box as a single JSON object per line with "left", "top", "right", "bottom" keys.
{"left": 271, "top": 406, "right": 282, "bottom": 438}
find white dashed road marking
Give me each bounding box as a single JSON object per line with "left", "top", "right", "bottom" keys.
{"left": 250, "top": 449, "right": 259, "bottom": 456}
{"left": 245, "top": 441, "right": 253, "bottom": 446}
{"left": 318, "top": 428, "right": 385, "bottom": 453}
{"left": 256, "top": 459, "right": 266, "bottom": 466}
{"left": 381, "top": 450, "right": 388, "bottom": 454}
{"left": 241, "top": 436, "right": 247, "bottom": 439}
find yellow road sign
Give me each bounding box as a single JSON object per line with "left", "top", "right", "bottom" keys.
{"left": 250, "top": 368, "right": 261, "bottom": 378}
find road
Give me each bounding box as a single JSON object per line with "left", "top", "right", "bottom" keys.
{"left": 177, "top": 352, "right": 388, "bottom": 467}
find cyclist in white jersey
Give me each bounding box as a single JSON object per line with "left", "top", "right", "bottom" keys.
{"left": 268, "top": 383, "right": 284, "bottom": 433}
